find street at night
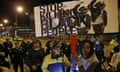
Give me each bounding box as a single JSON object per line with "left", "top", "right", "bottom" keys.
{"left": 0, "top": 0, "right": 120, "bottom": 72}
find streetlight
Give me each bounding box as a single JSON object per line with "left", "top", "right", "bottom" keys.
{"left": 1, "top": 19, "right": 9, "bottom": 30}
{"left": 0, "top": 23, "right": 3, "bottom": 31}
{"left": 16, "top": 6, "right": 24, "bottom": 13}
{"left": 15, "top": 6, "right": 24, "bottom": 26}
{"left": 14, "top": 5, "right": 24, "bottom": 38}
{"left": 14, "top": 5, "right": 34, "bottom": 38}
{"left": 3, "top": 19, "right": 9, "bottom": 24}
{"left": 0, "top": 23, "right": 3, "bottom": 27}
{"left": 24, "top": 11, "right": 33, "bottom": 28}
{"left": 0, "top": 23, "right": 4, "bottom": 31}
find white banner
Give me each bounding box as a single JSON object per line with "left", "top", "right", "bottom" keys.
{"left": 34, "top": 0, "right": 118, "bottom": 37}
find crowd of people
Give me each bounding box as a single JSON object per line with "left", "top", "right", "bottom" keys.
{"left": 0, "top": 36, "right": 119, "bottom": 72}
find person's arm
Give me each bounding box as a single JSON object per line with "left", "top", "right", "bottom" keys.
{"left": 63, "top": 55, "right": 72, "bottom": 67}
{"left": 41, "top": 56, "right": 49, "bottom": 72}
{"left": 72, "top": 53, "right": 82, "bottom": 67}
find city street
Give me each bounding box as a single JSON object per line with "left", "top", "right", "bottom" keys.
{"left": 0, "top": 0, "right": 120, "bottom": 72}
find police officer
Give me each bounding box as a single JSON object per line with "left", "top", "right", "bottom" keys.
{"left": 25, "top": 40, "right": 45, "bottom": 72}
{"left": 12, "top": 42, "right": 24, "bottom": 72}
{"left": 3, "top": 38, "right": 13, "bottom": 59}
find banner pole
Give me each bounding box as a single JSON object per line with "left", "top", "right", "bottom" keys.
{"left": 70, "top": 34, "right": 76, "bottom": 55}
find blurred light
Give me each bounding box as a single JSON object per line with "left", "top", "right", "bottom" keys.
{"left": 0, "top": 23, "right": 3, "bottom": 26}
{"left": 3, "top": 19, "right": 8, "bottom": 24}
{"left": 25, "top": 12, "right": 29, "bottom": 15}
{"left": 16, "top": 6, "right": 24, "bottom": 13}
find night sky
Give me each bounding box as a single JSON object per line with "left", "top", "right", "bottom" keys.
{"left": 0, "top": 0, "right": 120, "bottom": 25}
{"left": 0, "top": 0, "right": 33, "bottom": 23}
{"left": 0, "top": 0, "right": 72, "bottom": 24}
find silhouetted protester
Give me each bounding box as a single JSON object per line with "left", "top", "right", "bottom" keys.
{"left": 19, "top": 41, "right": 27, "bottom": 59}
{"left": 0, "top": 44, "right": 9, "bottom": 68}
{"left": 61, "top": 41, "right": 71, "bottom": 61}
{"left": 3, "top": 38, "right": 13, "bottom": 58}
{"left": 89, "top": 0, "right": 107, "bottom": 34}
{"left": 73, "top": 39, "right": 105, "bottom": 72}
{"left": 41, "top": 41, "right": 72, "bottom": 72}
{"left": 12, "top": 42, "right": 24, "bottom": 72}
{"left": 93, "top": 37, "right": 105, "bottom": 65}
{"left": 45, "top": 40, "right": 52, "bottom": 55}
{"left": 76, "top": 39, "right": 83, "bottom": 56}
{"left": 25, "top": 40, "right": 45, "bottom": 72}
{"left": 20, "top": 40, "right": 32, "bottom": 59}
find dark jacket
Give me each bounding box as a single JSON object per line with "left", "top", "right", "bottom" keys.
{"left": 25, "top": 48, "right": 45, "bottom": 68}
{"left": 12, "top": 47, "right": 24, "bottom": 62}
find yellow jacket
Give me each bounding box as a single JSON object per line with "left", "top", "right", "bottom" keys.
{"left": 41, "top": 54, "right": 71, "bottom": 72}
